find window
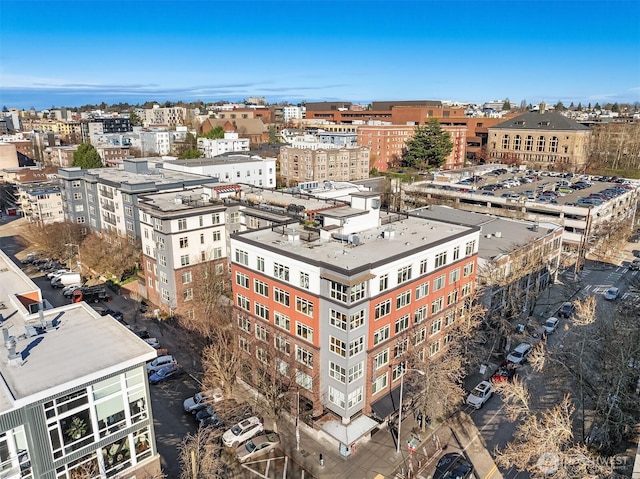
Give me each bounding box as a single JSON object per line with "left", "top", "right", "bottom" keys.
{"left": 236, "top": 294, "right": 250, "bottom": 311}
{"left": 536, "top": 136, "right": 546, "bottom": 152}
{"left": 419, "top": 258, "right": 428, "bottom": 274}
{"left": 465, "top": 241, "right": 476, "bottom": 256}
{"left": 414, "top": 327, "right": 426, "bottom": 345}
{"left": 296, "top": 297, "right": 314, "bottom": 317}
{"left": 330, "top": 310, "right": 347, "bottom": 331}
{"left": 257, "top": 256, "right": 265, "bottom": 272}
{"left": 374, "top": 349, "right": 389, "bottom": 369}
{"left": 447, "top": 290, "right": 459, "bottom": 306}
{"left": 229, "top": 212, "right": 239, "bottom": 223}
{"left": 158, "top": 254, "right": 167, "bottom": 267}
{"left": 374, "top": 299, "right": 391, "bottom": 320}
{"left": 76, "top": 216, "right": 85, "bottom": 224}
{"left": 255, "top": 323, "right": 268, "bottom": 342}
{"left": 274, "top": 312, "right": 290, "bottom": 331}
{"left": 373, "top": 325, "right": 390, "bottom": 345}
{"left": 296, "top": 371, "right": 313, "bottom": 390}
{"left": 275, "top": 335, "right": 290, "bottom": 355}
{"left": 183, "top": 288, "right": 193, "bottom": 301}
{"left": 299, "top": 272, "right": 310, "bottom": 289}
{"left": 525, "top": 135, "right": 533, "bottom": 151}
{"left": 462, "top": 282, "right": 473, "bottom": 297}
{"left": 211, "top": 213, "right": 222, "bottom": 225}
{"left": 239, "top": 336, "right": 250, "bottom": 353}
{"left": 429, "top": 340, "right": 441, "bottom": 357}
{"left": 328, "top": 386, "right": 345, "bottom": 408}
{"left": 235, "top": 249, "right": 248, "bottom": 266}
{"left": 274, "top": 263, "right": 289, "bottom": 281}
{"left": 330, "top": 336, "right": 346, "bottom": 357}
{"left": 433, "top": 275, "right": 445, "bottom": 291}
{"left": 200, "top": 233, "right": 205, "bottom": 245}
{"left": 396, "top": 290, "right": 411, "bottom": 309}
{"left": 181, "top": 271, "right": 192, "bottom": 284}
{"left": 431, "top": 318, "right": 442, "bottom": 335}
{"left": 394, "top": 338, "right": 409, "bottom": 358}
{"left": 350, "top": 282, "right": 366, "bottom": 302}
{"left": 348, "top": 387, "right": 363, "bottom": 408}
{"left": 212, "top": 230, "right": 221, "bottom": 241}
{"left": 349, "top": 336, "right": 364, "bottom": 356}
{"left": 236, "top": 272, "right": 249, "bottom": 288}
{"left": 501, "top": 134, "right": 510, "bottom": 149}
{"left": 414, "top": 305, "right": 427, "bottom": 324}
{"left": 238, "top": 314, "right": 251, "bottom": 332}
{"left": 73, "top": 192, "right": 82, "bottom": 200}
{"left": 395, "top": 314, "right": 410, "bottom": 334}
{"left": 159, "top": 272, "right": 168, "bottom": 284}
{"left": 450, "top": 268, "right": 460, "bottom": 283}
{"left": 256, "top": 347, "right": 269, "bottom": 364}
{"left": 397, "top": 265, "right": 412, "bottom": 284}
{"left": 254, "top": 279, "right": 269, "bottom": 297}
{"left": 255, "top": 303, "right": 269, "bottom": 321}
{"left": 549, "top": 136, "right": 559, "bottom": 153}
{"left": 416, "top": 281, "right": 429, "bottom": 299}
{"left": 445, "top": 310, "right": 456, "bottom": 327}
{"left": 295, "top": 345, "right": 313, "bottom": 367}
{"left": 431, "top": 297, "right": 444, "bottom": 315}
{"left": 213, "top": 247, "right": 222, "bottom": 259}
{"left": 350, "top": 310, "right": 365, "bottom": 330}
{"left": 392, "top": 363, "right": 405, "bottom": 381}
{"left": 178, "top": 218, "right": 187, "bottom": 231}
{"left": 435, "top": 251, "right": 447, "bottom": 268}
{"left": 379, "top": 273, "right": 389, "bottom": 291}
{"left": 180, "top": 255, "right": 190, "bottom": 266}
{"left": 273, "top": 287, "right": 290, "bottom": 306}
{"left": 463, "top": 262, "right": 474, "bottom": 277}
{"left": 330, "top": 281, "right": 348, "bottom": 303}
{"left": 329, "top": 362, "right": 346, "bottom": 383}
{"left": 372, "top": 373, "right": 388, "bottom": 395}
{"left": 296, "top": 322, "right": 314, "bottom": 343}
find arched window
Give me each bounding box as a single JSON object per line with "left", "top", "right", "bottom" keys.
{"left": 513, "top": 135, "right": 522, "bottom": 151}
{"left": 501, "top": 135, "right": 510, "bottom": 150}
{"left": 525, "top": 135, "right": 533, "bottom": 151}
{"left": 549, "top": 136, "right": 559, "bottom": 153}
{"left": 536, "top": 136, "right": 545, "bottom": 152}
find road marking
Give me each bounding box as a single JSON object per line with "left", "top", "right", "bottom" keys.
{"left": 484, "top": 464, "right": 498, "bottom": 479}
{"left": 622, "top": 293, "right": 630, "bottom": 300}
{"left": 582, "top": 285, "right": 592, "bottom": 293}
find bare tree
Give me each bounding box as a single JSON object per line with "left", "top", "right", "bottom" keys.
{"left": 178, "top": 426, "right": 224, "bottom": 479}
{"left": 20, "top": 221, "right": 85, "bottom": 261}
{"left": 79, "top": 231, "right": 141, "bottom": 281}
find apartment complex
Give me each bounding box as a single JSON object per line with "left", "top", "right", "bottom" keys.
{"left": 356, "top": 125, "right": 467, "bottom": 171}
{"left": 229, "top": 192, "right": 480, "bottom": 446}
{"left": 58, "top": 158, "right": 213, "bottom": 240}
{"left": 47, "top": 147, "right": 78, "bottom": 168}
{"left": 17, "top": 182, "right": 64, "bottom": 225}
{"left": 196, "top": 132, "right": 249, "bottom": 157}
{"left": 0, "top": 249, "right": 160, "bottom": 479}
{"left": 143, "top": 106, "right": 187, "bottom": 127}
{"left": 488, "top": 109, "right": 591, "bottom": 170}
{"left": 278, "top": 146, "right": 371, "bottom": 185}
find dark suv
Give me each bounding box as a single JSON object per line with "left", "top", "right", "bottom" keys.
{"left": 433, "top": 453, "right": 474, "bottom": 479}
{"left": 558, "top": 302, "right": 574, "bottom": 318}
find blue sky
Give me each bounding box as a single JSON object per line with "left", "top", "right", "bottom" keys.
{"left": 1, "top": 0, "right": 639, "bottom": 110}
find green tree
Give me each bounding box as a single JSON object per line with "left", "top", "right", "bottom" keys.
{"left": 180, "top": 148, "right": 203, "bottom": 160}
{"left": 569, "top": 101, "right": 575, "bottom": 109}
{"left": 555, "top": 101, "right": 565, "bottom": 111}
{"left": 502, "top": 98, "right": 511, "bottom": 111}
{"left": 402, "top": 119, "right": 453, "bottom": 171}
{"left": 202, "top": 126, "right": 225, "bottom": 139}
{"left": 268, "top": 125, "right": 278, "bottom": 144}
{"left": 594, "top": 102, "right": 601, "bottom": 110}
{"left": 129, "top": 111, "right": 142, "bottom": 126}
{"left": 577, "top": 103, "right": 583, "bottom": 111}
{"left": 611, "top": 102, "right": 619, "bottom": 113}
{"left": 72, "top": 143, "right": 103, "bottom": 169}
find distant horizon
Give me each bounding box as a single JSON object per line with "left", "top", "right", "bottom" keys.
{"left": 1, "top": 0, "right": 639, "bottom": 111}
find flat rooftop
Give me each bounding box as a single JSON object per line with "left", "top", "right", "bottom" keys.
{"left": 240, "top": 186, "right": 352, "bottom": 212}
{"left": 412, "top": 206, "right": 562, "bottom": 260}
{"left": 163, "top": 154, "right": 274, "bottom": 167}
{"left": 0, "top": 250, "right": 156, "bottom": 411}
{"left": 90, "top": 164, "right": 209, "bottom": 187}
{"left": 236, "top": 214, "right": 476, "bottom": 271}
{"left": 138, "top": 186, "right": 224, "bottom": 214}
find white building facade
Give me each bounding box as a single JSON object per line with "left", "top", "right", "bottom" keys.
{"left": 196, "top": 132, "right": 249, "bottom": 157}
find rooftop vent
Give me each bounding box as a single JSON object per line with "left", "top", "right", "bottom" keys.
{"left": 495, "top": 231, "right": 502, "bottom": 238}
{"left": 3, "top": 328, "right": 21, "bottom": 365}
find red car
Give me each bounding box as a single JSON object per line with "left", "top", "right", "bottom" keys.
{"left": 491, "top": 361, "right": 516, "bottom": 383}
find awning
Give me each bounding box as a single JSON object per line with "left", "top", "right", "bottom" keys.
{"left": 370, "top": 386, "right": 401, "bottom": 420}
{"left": 320, "top": 272, "right": 376, "bottom": 287}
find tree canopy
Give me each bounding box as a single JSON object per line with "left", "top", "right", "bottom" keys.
{"left": 202, "top": 126, "right": 225, "bottom": 139}
{"left": 129, "top": 111, "right": 142, "bottom": 126}
{"left": 502, "top": 98, "right": 511, "bottom": 111}
{"left": 179, "top": 148, "right": 203, "bottom": 160}
{"left": 402, "top": 119, "right": 453, "bottom": 171}
{"left": 72, "top": 143, "right": 103, "bottom": 169}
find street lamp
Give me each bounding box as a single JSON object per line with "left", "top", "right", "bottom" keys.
{"left": 65, "top": 243, "right": 81, "bottom": 273}
{"left": 395, "top": 364, "right": 425, "bottom": 454}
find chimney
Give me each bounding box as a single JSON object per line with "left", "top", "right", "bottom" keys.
{"left": 3, "top": 328, "right": 21, "bottom": 364}
{"left": 39, "top": 302, "right": 46, "bottom": 329}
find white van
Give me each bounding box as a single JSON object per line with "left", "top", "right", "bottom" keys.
{"left": 146, "top": 355, "right": 177, "bottom": 374}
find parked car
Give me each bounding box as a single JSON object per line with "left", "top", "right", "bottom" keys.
{"left": 149, "top": 364, "right": 182, "bottom": 385}
{"left": 222, "top": 416, "right": 264, "bottom": 447}
{"left": 99, "top": 309, "right": 125, "bottom": 323}
{"left": 559, "top": 301, "right": 575, "bottom": 318}
{"left": 603, "top": 287, "right": 620, "bottom": 300}
{"left": 183, "top": 388, "right": 224, "bottom": 414}
{"left": 544, "top": 317, "right": 560, "bottom": 334}
{"left": 236, "top": 432, "right": 280, "bottom": 463}
{"left": 47, "top": 269, "right": 70, "bottom": 279}
{"left": 144, "top": 338, "right": 160, "bottom": 348}
{"left": 195, "top": 405, "right": 217, "bottom": 423}
{"left": 146, "top": 355, "right": 177, "bottom": 374}
{"left": 629, "top": 259, "right": 640, "bottom": 270}
{"left": 491, "top": 361, "right": 516, "bottom": 383}
{"left": 506, "top": 343, "right": 532, "bottom": 365}
{"left": 433, "top": 452, "right": 474, "bottom": 479}
{"left": 466, "top": 381, "right": 493, "bottom": 409}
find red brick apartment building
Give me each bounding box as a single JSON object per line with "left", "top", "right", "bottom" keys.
{"left": 229, "top": 192, "right": 480, "bottom": 446}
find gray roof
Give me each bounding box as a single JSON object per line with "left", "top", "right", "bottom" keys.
{"left": 491, "top": 111, "right": 590, "bottom": 131}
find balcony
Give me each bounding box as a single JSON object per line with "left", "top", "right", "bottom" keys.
{"left": 100, "top": 201, "right": 115, "bottom": 213}
{"left": 99, "top": 187, "right": 114, "bottom": 199}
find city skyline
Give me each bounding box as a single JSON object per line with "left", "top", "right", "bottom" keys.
{"left": 1, "top": 0, "right": 639, "bottom": 110}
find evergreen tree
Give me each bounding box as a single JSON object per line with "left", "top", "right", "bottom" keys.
{"left": 555, "top": 101, "right": 565, "bottom": 111}
{"left": 577, "top": 103, "right": 583, "bottom": 111}
{"left": 569, "top": 102, "right": 575, "bottom": 109}
{"left": 502, "top": 98, "right": 511, "bottom": 111}
{"left": 129, "top": 111, "right": 142, "bottom": 126}
{"left": 594, "top": 103, "right": 601, "bottom": 110}
{"left": 588, "top": 102, "right": 592, "bottom": 110}
{"left": 72, "top": 143, "right": 103, "bottom": 169}
{"left": 402, "top": 119, "right": 453, "bottom": 171}
{"left": 202, "top": 126, "right": 225, "bottom": 139}
{"left": 611, "top": 103, "right": 619, "bottom": 113}
{"left": 179, "top": 148, "right": 203, "bottom": 160}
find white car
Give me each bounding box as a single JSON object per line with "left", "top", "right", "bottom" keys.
{"left": 544, "top": 317, "right": 560, "bottom": 334}
{"left": 466, "top": 381, "right": 493, "bottom": 409}
{"left": 603, "top": 287, "right": 619, "bottom": 300}
{"left": 183, "top": 388, "right": 224, "bottom": 414}
{"left": 222, "top": 416, "right": 264, "bottom": 447}
{"left": 47, "top": 269, "right": 70, "bottom": 279}
{"left": 506, "top": 343, "right": 532, "bottom": 365}
{"left": 146, "top": 355, "right": 177, "bottom": 374}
